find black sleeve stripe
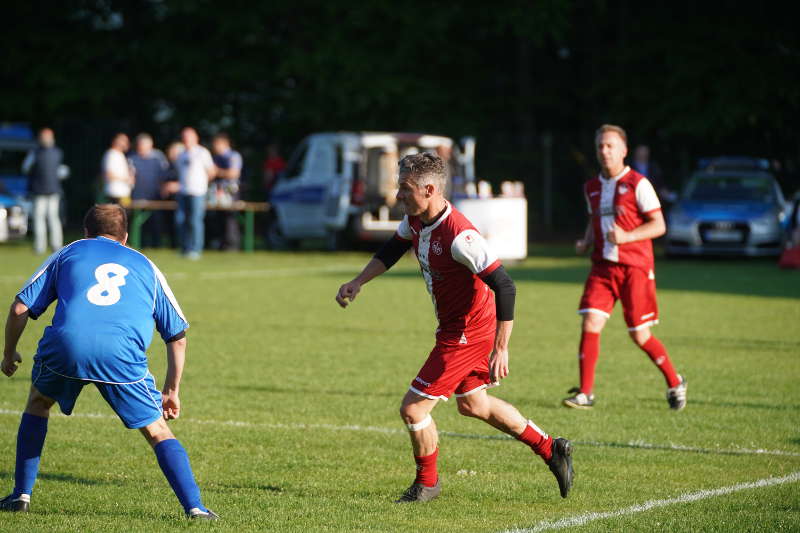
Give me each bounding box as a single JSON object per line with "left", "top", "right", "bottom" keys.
{"left": 481, "top": 265, "right": 516, "bottom": 321}
{"left": 166, "top": 330, "right": 186, "bottom": 344}
{"left": 374, "top": 235, "right": 413, "bottom": 270}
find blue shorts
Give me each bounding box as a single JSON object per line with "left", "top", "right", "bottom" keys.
{"left": 32, "top": 360, "right": 163, "bottom": 429}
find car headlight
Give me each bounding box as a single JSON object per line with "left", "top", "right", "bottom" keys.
{"left": 750, "top": 212, "right": 779, "bottom": 234}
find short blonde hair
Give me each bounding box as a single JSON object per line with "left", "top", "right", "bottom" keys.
{"left": 595, "top": 124, "right": 628, "bottom": 145}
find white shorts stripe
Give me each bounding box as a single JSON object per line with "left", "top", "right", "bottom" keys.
{"left": 578, "top": 308, "right": 611, "bottom": 319}
{"left": 628, "top": 319, "right": 659, "bottom": 332}
{"left": 408, "top": 386, "right": 448, "bottom": 402}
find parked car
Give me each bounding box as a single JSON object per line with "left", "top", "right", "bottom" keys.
{"left": 0, "top": 123, "right": 36, "bottom": 242}
{"left": 267, "top": 132, "right": 475, "bottom": 249}
{"left": 666, "top": 166, "right": 786, "bottom": 257}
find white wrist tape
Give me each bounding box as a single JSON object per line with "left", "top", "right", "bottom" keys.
{"left": 406, "top": 414, "right": 433, "bottom": 432}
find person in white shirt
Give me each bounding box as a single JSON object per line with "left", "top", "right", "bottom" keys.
{"left": 175, "top": 127, "right": 216, "bottom": 259}
{"left": 102, "top": 133, "right": 135, "bottom": 204}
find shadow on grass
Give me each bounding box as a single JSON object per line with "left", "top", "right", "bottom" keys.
{"left": 206, "top": 483, "right": 283, "bottom": 493}
{"left": 0, "top": 470, "right": 120, "bottom": 486}
{"left": 637, "top": 397, "right": 800, "bottom": 411}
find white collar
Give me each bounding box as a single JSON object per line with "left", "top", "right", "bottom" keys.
{"left": 420, "top": 201, "right": 452, "bottom": 235}
{"left": 600, "top": 165, "right": 630, "bottom": 183}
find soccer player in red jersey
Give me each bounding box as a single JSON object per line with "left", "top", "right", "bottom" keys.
{"left": 563, "top": 124, "right": 687, "bottom": 411}
{"left": 336, "top": 153, "right": 573, "bottom": 502}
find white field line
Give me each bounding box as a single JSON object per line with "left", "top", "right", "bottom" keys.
{"left": 0, "top": 264, "right": 358, "bottom": 285}
{"left": 502, "top": 471, "right": 800, "bottom": 533}
{"left": 1, "top": 407, "right": 799, "bottom": 458}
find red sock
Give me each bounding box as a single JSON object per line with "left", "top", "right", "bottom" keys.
{"left": 579, "top": 331, "right": 600, "bottom": 394}
{"left": 414, "top": 448, "right": 438, "bottom": 487}
{"left": 640, "top": 336, "right": 680, "bottom": 388}
{"left": 517, "top": 420, "right": 553, "bottom": 462}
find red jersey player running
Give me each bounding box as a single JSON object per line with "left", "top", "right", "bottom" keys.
{"left": 336, "top": 153, "right": 573, "bottom": 503}
{"left": 563, "top": 124, "right": 687, "bottom": 410}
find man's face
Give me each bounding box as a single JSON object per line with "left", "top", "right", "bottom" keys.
{"left": 182, "top": 128, "right": 198, "bottom": 147}
{"left": 137, "top": 138, "right": 153, "bottom": 155}
{"left": 39, "top": 129, "right": 54, "bottom": 147}
{"left": 212, "top": 138, "right": 228, "bottom": 155}
{"left": 112, "top": 134, "right": 129, "bottom": 152}
{"left": 396, "top": 174, "right": 431, "bottom": 216}
{"left": 596, "top": 131, "right": 627, "bottom": 174}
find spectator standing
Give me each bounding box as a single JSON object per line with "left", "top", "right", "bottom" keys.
{"left": 21, "top": 128, "right": 65, "bottom": 254}
{"left": 175, "top": 128, "right": 215, "bottom": 259}
{"left": 631, "top": 144, "right": 674, "bottom": 203}
{"left": 161, "top": 142, "right": 184, "bottom": 249}
{"left": 102, "top": 133, "right": 135, "bottom": 205}
{"left": 210, "top": 133, "right": 243, "bottom": 251}
{"left": 129, "top": 133, "right": 169, "bottom": 248}
{"left": 262, "top": 143, "right": 286, "bottom": 199}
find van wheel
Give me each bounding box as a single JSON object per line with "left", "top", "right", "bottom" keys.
{"left": 265, "top": 216, "right": 298, "bottom": 250}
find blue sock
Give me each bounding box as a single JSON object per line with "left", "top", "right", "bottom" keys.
{"left": 12, "top": 413, "right": 49, "bottom": 498}
{"left": 153, "top": 438, "right": 207, "bottom": 513}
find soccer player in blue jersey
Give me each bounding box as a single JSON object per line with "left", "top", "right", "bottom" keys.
{"left": 0, "top": 204, "right": 217, "bottom": 519}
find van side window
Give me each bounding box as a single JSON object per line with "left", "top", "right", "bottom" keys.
{"left": 335, "top": 144, "right": 343, "bottom": 175}
{"left": 284, "top": 141, "right": 309, "bottom": 179}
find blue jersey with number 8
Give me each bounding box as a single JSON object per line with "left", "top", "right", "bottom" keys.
{"left": 16, "top": 236, "right": 189, "bottom": 384}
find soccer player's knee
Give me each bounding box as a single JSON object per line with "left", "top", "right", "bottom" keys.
{"left": 140, "top": 419, "right": 175, "bottom": 446}
{"left": 582, "top": 314, "right": 605, "bottom": 333}
{"left": 457, "top": 398, "right": 486, "bottom": 419}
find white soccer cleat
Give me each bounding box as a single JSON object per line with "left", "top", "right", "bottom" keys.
{"left": 666, "top": 375, "right": 687, "bottom": 410}
{"left": 562, "top": 387, "right": 595, "bottom": 409}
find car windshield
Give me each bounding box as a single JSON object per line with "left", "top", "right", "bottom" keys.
{"left": 683, "top": 175, "right": 775, "bottom": 203}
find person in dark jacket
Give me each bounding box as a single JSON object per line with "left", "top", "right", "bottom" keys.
{"left": 22, "top": 128, "right": 64, "bottom": 254}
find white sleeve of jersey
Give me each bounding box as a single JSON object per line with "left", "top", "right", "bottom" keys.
{"left": 451, "top": 229, "right": 499, "bottom": 275}
{"left": 397, "top": 215, "right": 413, "bottom": 240}
{"left": 635, "top": 178, "right": 661, "bottom": 213}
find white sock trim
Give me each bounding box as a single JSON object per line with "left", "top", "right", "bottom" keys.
{"left": 407, "top": 414, "right": 433, "bottom": 432}
{"left": 527, "top": 419, "right": 549, "bottom": 439}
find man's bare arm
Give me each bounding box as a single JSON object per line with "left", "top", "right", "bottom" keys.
{"left": 607, "top": 210, "right": 666, "bottom": 245}
{"left": 576, "top": 221, "right": 594, "bottom": 254}
{"left": 335, "top": 258, "right": 387, "bottom": 308}
{"left": 2, "top": 298, "right": 29, "bottom": 377}
{"left": 161, "top": 335, "right": 186, "bottom": 420}
{"left": 489, "top": 320, "right": 513, "bottom": 382}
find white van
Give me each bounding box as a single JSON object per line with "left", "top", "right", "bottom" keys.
{"left": 267, "top": 132, "right": 475, "bottom": 249}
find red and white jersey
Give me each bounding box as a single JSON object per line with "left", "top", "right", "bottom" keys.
{"left": 584, "top": 166, "right": 661, "bottom": 272}
{"left": 397, "top": 202, "right": 501, "bottom": 338}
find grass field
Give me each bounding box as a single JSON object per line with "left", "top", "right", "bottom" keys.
{"left": 0, "top": 243, "right": 798, "bottom": 532}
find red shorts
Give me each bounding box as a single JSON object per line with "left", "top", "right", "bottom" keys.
{"left": 578, "top": 261, "right": 659, "bottom": 331}
{"left": 410, "top": 328, "right": 496, "bottom": 401}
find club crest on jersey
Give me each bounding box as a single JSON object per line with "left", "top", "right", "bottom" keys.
{"left": 618, "top": 184, "right": 629, "bottom": 195}
{"left": 431, "top": 240, "right": 443, "bottom": 255}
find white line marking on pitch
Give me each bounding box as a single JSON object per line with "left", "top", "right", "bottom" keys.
{"left": 1, "top": 408, "right": 798, "bottom": 458}
{"left": 501, "top": 471, "right": 800, "bottom": 533}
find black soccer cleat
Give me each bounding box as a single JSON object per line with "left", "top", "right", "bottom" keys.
{"left": 563, "top": 387, "right": 595, "bottom": 409}
{"left": 547, "top": 438, "right": 574, "bottom": 498}
{"left": 0, "top": 494, "right": 30, "bottom": 513}
{"left": 395, "top": 479, "right": 441, "bottom": 503}
{"left": 666, "top": 375, "right": 687, "bottom": 411}
{"left": 188, "top": 508, "right": 220, "bottom": 520}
